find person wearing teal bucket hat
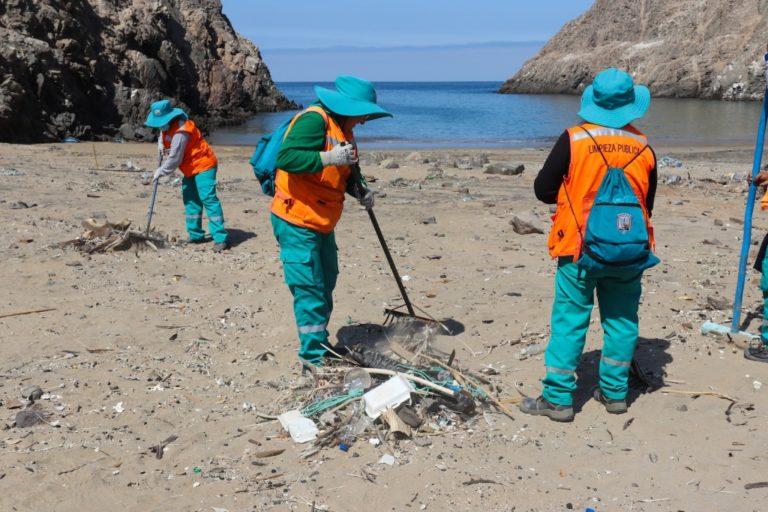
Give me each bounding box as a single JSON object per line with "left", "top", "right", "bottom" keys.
{"left": 270, "top": 75, "right": 391, "bottom": 366}
{"left": 519, "top": 68, "right": 660, "bottom": 422}
{"left": 145, "top": 99, "right": 229, "bottom": 252}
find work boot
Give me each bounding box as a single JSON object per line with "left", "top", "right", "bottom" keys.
{"left": 593, "top": 387, "right": 628, "bottom": 414}
{"left": 213, "top": 240, "right": 230, "bottom": 252}
{"left": 518, "top": 395, "right": 574, "bottom": 422}
{"left": 744, "top": 342, "right": 768, "bottom": 363}
{"left": 178, "top": 237, "right": 208, "bottom": 245}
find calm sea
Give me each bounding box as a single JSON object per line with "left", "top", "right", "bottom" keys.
{"left": 209, "top": 81, "right": 765, "bottom": 149}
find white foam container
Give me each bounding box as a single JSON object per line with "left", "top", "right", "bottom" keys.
{"left": 278, "top": 410, "right": 319, "bottom": 443}
{"left": 363, "top": 374, "right": 414, "bottom": 419}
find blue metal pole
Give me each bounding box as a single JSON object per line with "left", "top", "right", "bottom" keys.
{"left": 731, "top": 89, "right": 768, "bottom": 332}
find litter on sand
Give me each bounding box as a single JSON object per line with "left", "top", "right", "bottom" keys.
{"left": 700, "top": 320, "right": 758, "bottom": 339}
{"left": 60, "top": 217, "right": 166, "bottom": 253}
{"left": 256, "top": 323, "right": 517, "bottom": 458}
{"left": 657, "top": 155, "right": 683, "bottom": 168}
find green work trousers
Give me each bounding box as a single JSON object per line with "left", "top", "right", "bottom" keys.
{"left": 761, "top": 251, "right": 768, "bottom": 344}
{"left": 271, "top": 214, "right": 338, "bottom": 365}
{"left": 542, "top": 257, "right": 644, "bottom": 406}
{"left": 181, "top": 167, "right": 228, "bottom": 243}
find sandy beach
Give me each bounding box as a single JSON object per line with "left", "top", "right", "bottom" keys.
{"left": 1, "top": 140, "right": 766, "bottom": 511}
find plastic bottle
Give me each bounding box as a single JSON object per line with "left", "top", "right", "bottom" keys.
{"left": 519, "top": 343, "right": 546, "bottom": 359}
{"left": 349, "top": 413, "right": 372, "bottom": 435}
{"left": 343, "top": 368, "right": 371, "bottom": 392}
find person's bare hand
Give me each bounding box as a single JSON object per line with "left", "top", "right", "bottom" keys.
{"left": 752, "top": 170, "right": 768, "bottom": 186}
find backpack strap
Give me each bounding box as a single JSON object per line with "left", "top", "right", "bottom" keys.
{"left": 562, "top": 126, "right": 650, "bottom": 259}
{"left": 283, "top": 105, "right": 330, "bottom": 143}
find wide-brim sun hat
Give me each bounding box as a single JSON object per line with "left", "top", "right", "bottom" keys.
{"left": 144, "top": 99, "right": 188, "bottom": 128}
{"left": 578, "top": 68, "right": 650, "bottom": 129}
{"left": 315, "top": 76, "right": 392, "bottom": 120}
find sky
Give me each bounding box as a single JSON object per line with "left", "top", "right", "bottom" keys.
{"left": 219, "top": 1, "right": 594, "bottom": 82}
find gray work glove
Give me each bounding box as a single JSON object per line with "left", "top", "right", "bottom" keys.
{"left": 153, "top": 166, "right": 174, "bottom": 182}
{"left": 320, "top": 142, "right": 358, "bottom": 167}
{"left": 358, "top": 188, "right": 375, "bottom": 209}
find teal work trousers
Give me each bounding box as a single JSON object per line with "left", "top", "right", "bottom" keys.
{"left": 761, "top": 251, "right": 768, "bottom": 344}
{"left": 271, "top": 214, "right": 338, "bottom": 365}
{"left": 181, "top": 167, "right": 228, "bottom": 243}
{"left": 542, "top": 258, "right": 644, "bottom": 406}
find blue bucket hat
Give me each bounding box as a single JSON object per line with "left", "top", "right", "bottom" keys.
{"left": 144, "top": 99, "right": 188, "bottom": 128}
{"left": 315, "top": 76, "right": 392, "bottom": 120}
{"left": 578, "top": 68, "right": 650, "bottom": 129}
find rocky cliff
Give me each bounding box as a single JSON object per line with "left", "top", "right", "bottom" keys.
{"left": 501, "top": 0, "right": 768, "bottom": 100}
{"left": 0, "top": 0, "right": 295, "bottom": 143}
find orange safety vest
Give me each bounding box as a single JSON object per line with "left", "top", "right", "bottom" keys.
{"left": 548, "top": 122, "right": 656, "bottom": 259}
{"left": 162, "top": 119, "right": 217, "bottom": 178}
{"left": 270, "top": 106, "right": 352, "bottom": 233}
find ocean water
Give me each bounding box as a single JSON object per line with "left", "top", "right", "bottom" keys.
{"left": 209, "top": 81, "right": 765, "bottom": 149}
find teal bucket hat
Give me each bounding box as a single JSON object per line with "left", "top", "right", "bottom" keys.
{"left": 578, "top": 68, "right": 650, "bottom": 129}
{"left": 315, "top": 76, "right": 392, "bottom": 120}
{"left": 144, "top": 99, "right": 188, "bottom": 128}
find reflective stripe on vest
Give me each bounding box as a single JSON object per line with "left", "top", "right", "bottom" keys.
{"left": 571, "top": 127, "right": 648, "bottom": 145}
{"left": 547, "top": 122, "right": 656, "bottom": 259}
{"left": 270, "top": 106, "right": 353, "bottom": 234}
{"left": 163, "top": 119, "right": 217, "bottom": 178}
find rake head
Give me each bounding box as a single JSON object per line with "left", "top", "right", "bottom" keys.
{"left": 383, "top": 304, "right": 452, "bottom": 335}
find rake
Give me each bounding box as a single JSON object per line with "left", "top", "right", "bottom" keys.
{"left": 352, "top": 164, "right": 450, "bottom": 333}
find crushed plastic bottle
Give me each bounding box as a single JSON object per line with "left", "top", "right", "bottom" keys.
{"left": 338, "top": 402, "right": 371, "bottom": 446}
{"left": 518, "top": 343, "right": 546, "bottom": 359}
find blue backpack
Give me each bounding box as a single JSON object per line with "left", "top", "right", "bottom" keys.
{"left": 566, "top": 127, "right": 660, "bottom": 272}
{"left": 249, "top": 119, "right": 292, "bottom": 196}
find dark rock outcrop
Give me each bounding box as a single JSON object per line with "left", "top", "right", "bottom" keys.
{"left": 0, "top": 0, "right": 296, "bottom": 143}
{"left": 500, "top": 0, "right": 768, "bottom": 100}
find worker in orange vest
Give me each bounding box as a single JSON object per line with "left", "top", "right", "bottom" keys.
{"left": 746, "top": 169, "right": 768, "bottom": 362}
{"left": 272, "top": 76, "right": 391, "bottom": 365}
{"left": 519, "top": 68, "right": 659, "bottom": 422}
{"left": 144, "top": 100, "right": 229, "bottom": 252}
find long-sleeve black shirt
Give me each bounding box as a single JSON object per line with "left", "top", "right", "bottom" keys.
{"left": 533, "top": 130, "right": 658, "bottom": 216}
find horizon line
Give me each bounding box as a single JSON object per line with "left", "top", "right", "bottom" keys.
{"left": 274, "top": 79, "right": 508, "bottom": 83}
{"left": 257, "top": 40, "right": 545, "bottom": 53}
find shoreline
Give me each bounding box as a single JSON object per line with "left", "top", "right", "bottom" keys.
{"left": 1, "top": 140, "right": 760, "bottom": 152}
